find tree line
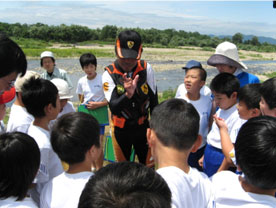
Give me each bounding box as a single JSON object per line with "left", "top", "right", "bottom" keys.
{"left": 1, "top": 22, "right": 276, "bottom": 52}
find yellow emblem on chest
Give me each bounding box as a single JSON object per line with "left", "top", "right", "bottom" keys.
{"left": 127, "top": 41, "right": 134, "bottom": 49}
{"left": 103, "top": 82, "right": 109, "bottom": 92}
{"left": 141, "top": 83, "right": 148, "bottom": 95}
{"left": 117, "top": 84, "right": 125, "bottom": 95}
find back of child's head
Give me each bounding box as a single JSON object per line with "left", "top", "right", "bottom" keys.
{"left": 78, "top": 161, "right": 172, "bottom": 208}
{"left": 150, "top": 98, "right": 199, "bottom": 150}
{"left": 0, "top": 132, "right": 40, "bottom": 201}
{"left": 50, "top": 112, "right": 100, "bottom": 164}
{"left": 210, "top": 72, "right": 240, "bottom": 97}
{"left": 0, "top": 32, "right": 27, "bottom": 78}
{"left": 238, "top": 83, "right": 261, "bottom": 110}
{"left": 260, "top": 77, "right": 276, "bottom": 110}
{"left": 21, "top": 77, "right": 58, "bottom": 118}
{"left": 79, "top": 53, "right": 97, "bottom": 69}
{"left": 235, "top": 116, "right": 276, "bottom": 190}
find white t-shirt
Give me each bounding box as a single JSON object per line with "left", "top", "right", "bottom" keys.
{"left": 102, "top": 62, "right": 157, "bottom": 102}
{"left": 157, "top": 166, "right": 212, "bottom": 208}
{"left": 27, "top": 124, "right": 64, "bottom": 205}
{"left": 7, "top": 104, "right": 34, "bottom": 133}
{"left": 210, "top": 171, "right": 276, "bottom": 208}
{"left": 207, "top": 104, "right": 245, "bottom": 149}
{"left": 76, "top": 74, "right": 105, "bottom": 103}
{"left": 40, "top": 171, "right": 93, "bottom": 208}
{"left": 175, "top": 84, "right": 212, "bottom": 148}
{"left": 175, "top": 83, "right": 212, "bottom": 98}
{"left": 49, "top": 101, "right": 76, "bottom": 129}
{"left": 0, "top": 197, "right": 37, "bottom": 208}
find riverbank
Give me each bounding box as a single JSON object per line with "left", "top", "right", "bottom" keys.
{"left": 27, "top": 44, "right": 275, "bottom": 74}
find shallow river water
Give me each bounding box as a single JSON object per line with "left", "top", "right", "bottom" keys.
{"left": 27, "top": 58, "right": 276, "bottom": 102}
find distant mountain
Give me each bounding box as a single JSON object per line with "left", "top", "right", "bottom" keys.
{"left": 209, "top": 34, "right": 276, "bottom": 45}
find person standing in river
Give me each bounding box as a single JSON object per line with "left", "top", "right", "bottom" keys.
{"left": 40, "top": 51, "right": 73, "bottom": 89}
{"left": 102, "top": 30, "right": 158, "bottom": 165}
{"left": 207, "top": 41, "right": 260, "bottom": 87}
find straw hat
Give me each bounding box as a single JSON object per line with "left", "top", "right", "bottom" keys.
{"left": 207, "top": 41, "right": 247, "bottom": 69}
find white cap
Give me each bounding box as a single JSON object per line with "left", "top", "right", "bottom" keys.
{"left": 15, "top": 71, "right": 40, "bottom": 92}
{"left": 50, "top": 78, "right": 73, "bottom": 99}
{"left": 40, "top": 51, "right": 54, "bottom": 59}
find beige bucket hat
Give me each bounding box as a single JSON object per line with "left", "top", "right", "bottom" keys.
{"left": 207, "top": 41, "right": 247, "bottom": 69}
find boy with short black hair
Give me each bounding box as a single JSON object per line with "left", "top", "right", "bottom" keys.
{"left": 78, "top": 161, "right": 172, "bottom": 208}
{"left": 21, "top": 77, "right": 63, "bottom": 205}
{"left": 40, "top": 112, "right": 101, "bottom": 208}
{"left": 147, "top": 98, "right": 212, "bottom": 208}
{"left": 214, "top": 83, "right": 261, "bottom": 169}
{"left": 259, "top": 77, "right": 276, "bottom": 117}
{"left": 0, "top": 32, "right": 27, "bottom": 94}
{"left": 202, "top": 73, "right": 244, "bottom": 177}
{"left": 175, "top": 60, "right": 212, "bottom": 171}
{"left": 211, "top": 116, "right": 276, "bottom": 207}
{"left": 77, "top": 53, "right": 108, "bottom": 170}
{"left": 7, "top": 71, "right": 40, "bottom": 133}
{"left": 0, "top": 132, "right": 40, "bottom": 207}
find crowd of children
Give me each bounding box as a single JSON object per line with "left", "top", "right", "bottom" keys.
{"left": 1, "top": 31, "right": 276, "bottom": 208}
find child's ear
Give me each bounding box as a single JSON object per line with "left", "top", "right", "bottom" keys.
{"left": 231, "top": 92, "right": 238, "bottom": 100}
{"left": 199, "top": 80, "right": 205, "bottom": 88}
{"left": 88, "top": 145, "right": 101, "bottom": 161}
{"left": 147, "top": 128, "right": 154, "bottom": 148}
{"left": 251, "top": 108, "right": 261, "bottom": 117}
{"left": 191, "top": 135, "right": 202, "bottom": 153}
{"left": 44, "top": 103, "right": 52, "bottom": 115}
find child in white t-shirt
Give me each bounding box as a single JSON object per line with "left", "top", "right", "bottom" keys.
{"left": 0, "top": 132, "right": 40, "bottom": 208}
{"left": 147, "top": 98, "right": 212, "bottom": 208}
{"left": 76, "top": 53, "right": 108, "bottom": 170}
{"left": 49, "top": 78, "right": 75, "bottom": 129}
{"left": 213, "top": 83, "right": 261, "bottom": 170}
{"left": 175, "top": 60, "right": 212, "bottom": 171}
{"left": 7, "top": 71, "right": 40, "bottom": 133}
{"left": 211, "top": 116, "right": 276, "bottom": 207}
{"left": 201, "top": 73, "right": 245, "bottom": 177}
{"left": 21, "top": 77, "right": 63, "bottom": 205}
{"left": 40, "top": 112, "right": 101, "bottom": 208}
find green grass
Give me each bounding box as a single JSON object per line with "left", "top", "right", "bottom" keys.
{"left": 263, "top": 72, "right": 276, "bottom": 78}
{"left": 23, "top": 48, "right": 114, "bottom": 58}
{"left": 158, "top": 88, "right": 177, "bottom": 103}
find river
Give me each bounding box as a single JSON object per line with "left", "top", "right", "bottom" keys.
{"left": 27, "top": 58, "right": 276, "bottom": 102}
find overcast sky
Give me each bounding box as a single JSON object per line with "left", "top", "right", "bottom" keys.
{"left": 1, "top": 1, "right": 276, "bottom": 38}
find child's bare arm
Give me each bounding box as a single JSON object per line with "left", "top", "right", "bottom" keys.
{"left": 213, "top": 114, "right": 235, "bottom": 165}
{"left": 86, "top": 99, "right": 108, "bottom": 110}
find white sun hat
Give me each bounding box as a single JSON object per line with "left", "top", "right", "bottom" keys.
{"left": 207, "top": 41, "right": 247, "bottom": 70}
{"left": 40, "top": 51, "right": 54, "bottom": 59}
{"left": 14, "top": 71, "right": 40, "bottom": 92}
{"left": 50, "top": 78, "right": 73, "bottom": 99}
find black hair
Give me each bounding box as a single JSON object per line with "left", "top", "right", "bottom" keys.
{"left": 40, "top": 57, "right": 55, "bottom": 67}
{"left": 21, "top": 77, "right": 58, "bottom": 118}
{"left": 0, "top": 132, "right": 40, "bottom": 201}
{"left": 150, "top": 98, "right": 199, "bottom": 150}
{"left": 78, "top": 161, "right": 171, "bottom": 208}
{"left": 260, "top": 77, "right": 276, "bottom": 110}
{"left": 235, "top": 116, "right": 276, "bottom": 190}
{"left": 79, "top": 53, "right": 97, "bottom": 69}
{"left": 0, "top": 32, "right": 27, "bottom": 78}
{"left": 210, "top": 73, "right": 240, "bottom": 98}
{"left": 185, "top": 67, "right": 207, "bottom": 81}
{"left": 51, "top": 112, "right": 100, "bottom": 164}
{"left": 237, "top": 83, "right": 261, "bottom": 109}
